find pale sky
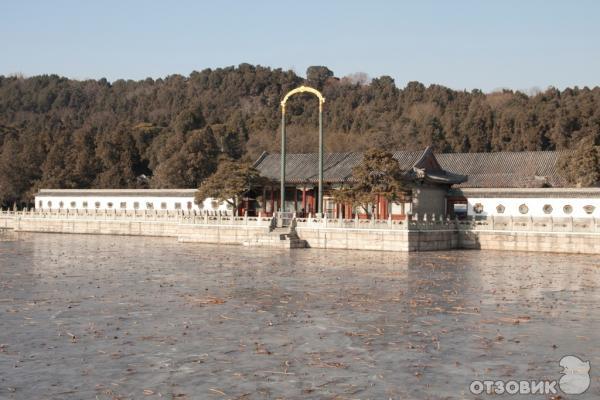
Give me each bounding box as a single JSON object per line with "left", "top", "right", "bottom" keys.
{"left": 1, "top": 0, "right": 599, "bottom": 91}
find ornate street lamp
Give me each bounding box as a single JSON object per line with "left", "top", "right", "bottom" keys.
{"left": 280, "top": 86, "right": 325, "bottom": 214}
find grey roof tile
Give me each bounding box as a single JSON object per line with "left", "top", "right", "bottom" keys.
{"left": 436, "top": 150, "right": 571, "bottom": 188}
{"left": 254, "top": 149, "right": 571, "bottom": 188}
{"left": 255, "top": 150, "right": 428, "bottom": 183}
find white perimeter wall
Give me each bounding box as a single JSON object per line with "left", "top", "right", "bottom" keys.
{"left": 34, "top": 195, "right": 232, "bottom": 213}
{"left": 466, "top": 197, "right": 599, "bottom": 218}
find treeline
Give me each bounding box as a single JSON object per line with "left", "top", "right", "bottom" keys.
{"left": 1, "top": 64, "right": 599, "bottom": 206}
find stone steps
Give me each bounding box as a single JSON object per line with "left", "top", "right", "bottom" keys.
{"left": 242, "top": 227, "right": 307, "bottom": 249}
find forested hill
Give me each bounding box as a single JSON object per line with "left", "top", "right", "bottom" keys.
{"left": 0, "top": 64, "right": 599, "bottom": 206}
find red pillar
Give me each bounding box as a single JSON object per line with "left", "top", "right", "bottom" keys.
{"left": 270, "top": 186, "right": 274, "bottom": 216}
{"left": 380, "top": 197, "right": 388, "bottom": 219}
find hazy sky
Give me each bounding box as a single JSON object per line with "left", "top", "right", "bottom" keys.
{"left": 2, "top": 0, "right": 599, "bottom": 91}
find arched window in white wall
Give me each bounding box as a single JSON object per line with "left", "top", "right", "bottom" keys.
{"left": 473, "top": 203, "right": 484, "bottom": 214}
{"left": 38, "top": 200, "right": 42, "bottom": 208}
{"left": 146, "top": 202, "right": 154, "bottom": 210}
{"left": 70, "top": 201, "right": 76, "bottom": 208}
{"left": 47, "top": 201, "right": 52, "bottom": 208}
{"left": 563, "top": 205, "right": 573, "bottom": 215}
{"left": 95, "top": 202, "right": 101, "bottom": 209}
{"left": 519, "top": 204, "right": 529, "bottom": 214}
{"left": 107, "top": 202, "right": 113, "bottom": 209}
{"left": 187, "top": 201, "right": 193, "bottom": 210}
{"left": 120, "top": 202, "right": 127, "bottom": 209}
{"left": 174, "top": 202, "right": 182, "bottom": 210}
{"left": 496, "top": 204, "right": 505, "bottom": 214}
{"left": 543, "top": 204, "right": 553, "bottom": 214}
{"left": 161, "top": 202, "right": 167, "bottom": 210}
{"left": 59, "top": 201, "right": 64, "bottom": 209}
{"left": 133, "top": 202, "right": 140, "bottom": 210}
{"left": 82, "top": 201, "right": 88, "bottom": 208}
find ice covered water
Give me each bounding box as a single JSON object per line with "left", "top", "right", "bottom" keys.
{"left": 0, "top": 233, "right": 598, "bottom": 399}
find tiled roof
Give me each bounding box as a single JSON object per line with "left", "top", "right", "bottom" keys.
{"left": 436, "top": 151, "right": 571, "bottom": 188}
{"left": 254, "top": 149, "right": 572, "bottom": 188}
{"left": 253, "top": 149, "right": 465, "bottom": 185}
{"left": 254, "top": 150, "right": 425, "bottom": 183}
{"left": 450, "top": 187, "right": 600, "bottom": 198}
{"left": 36, "top": 189, "right": 197, "bottom": 197}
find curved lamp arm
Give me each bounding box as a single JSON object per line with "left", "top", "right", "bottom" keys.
{"left": 281, "top": 85, "right": 325, "bottom": 112}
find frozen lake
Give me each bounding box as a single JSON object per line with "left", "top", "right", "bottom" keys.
{"left": 0, "top": 233, "right": 598, "bottom": 399}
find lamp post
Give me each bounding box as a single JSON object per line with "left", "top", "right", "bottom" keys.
{"left": 280, "top": 86, "right": 325, "bottom": 215}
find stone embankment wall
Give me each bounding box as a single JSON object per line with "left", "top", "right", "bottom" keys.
{"left": 0, "top": 214, "right": 16, "bottom": 229}
{"left": 0, "top": 211, "right": 598, "bottom": 254}
{"left": 460, "top": 230, "right": 599, "bottom": 254}
{"left": 293, "top": 217, "right": 458, "bottom": 251}
{"left": 8, "top": 211, "right": 271, "bottom": 245}
{"left": 458, "top": 216, "right": 600, "bottom": 254}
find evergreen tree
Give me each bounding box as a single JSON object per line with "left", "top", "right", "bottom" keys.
{"left": 0, "top": 64, "right": 599, "bottom": 207}
{"left": 558, "top": 138, "right": 600, "bottom": 187}
{"left": 195, "top": 159, "right": 263, "bottom": 213}
{"left": 334, "top": 148, "right": 407, "bottom": 216}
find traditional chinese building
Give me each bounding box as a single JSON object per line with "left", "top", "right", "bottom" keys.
{"left": 250, "top": 147, "right": 466, "bottom": 219}
{"left": 248, "top": 148, "right": 599, "bottom": 219}
{"left": 33, "top": 148, "right": 599, "bottom": 220}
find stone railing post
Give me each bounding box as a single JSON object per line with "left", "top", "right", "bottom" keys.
{"left": 354, "top": 214, "right": 359, "bottom": 229}
{"left": 568, "top": 216, "right": 573, "bottom": 232}
{"left": 388, "top": 214, "right": 392, "bottom": 228}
